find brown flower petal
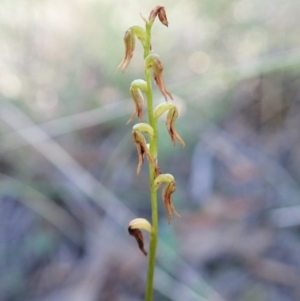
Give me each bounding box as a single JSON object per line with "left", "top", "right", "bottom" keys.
{"left": 127, "top": 87, "right": 144, "bottom": 124}
{"left": 149, "top": 6, "right": 168, "bottom": 27}
{"left": 116, "top": 29, "right": 135, "bottom": 73}
{"left": 128, "top": 227, "right": 147, "bottom": 256}
{"left": 133, "top": 137, "right": 145, "bottom": 175}
{"left": 162, "top": 181, "right": 180, "bottom": 224}
{"left": 153, "top": 63, "right": 173, "bottom": 101}
{"left": 157, "top": 7, "right": 168, "bottom": 27}
{"left": 166, "top": 109, "right": 185, "bottom": 147}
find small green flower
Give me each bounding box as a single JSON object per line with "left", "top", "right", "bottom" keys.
{"left": 154, "top": 102, "right": 185, "bottom": 147}
{"left": 153, "top": 174, "right": 180, "bottom": 224}
{"left": 145, "top": 54, "right": 173, "bottom": 101}
{"left": 132, "top": 129, "right": 160, "bottom": 176}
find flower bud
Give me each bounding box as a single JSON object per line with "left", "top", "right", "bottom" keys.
{"left": 145, "top": 54, "right": 173, "bottom": 101}
{"left": 116, "top": 29, "right": 135, "bottom": 73}
{"left": 153, "top": 173, "right": 180, "bottom": 224}
{"left": 149, "top": 6, "right": 169, "bottom": 27}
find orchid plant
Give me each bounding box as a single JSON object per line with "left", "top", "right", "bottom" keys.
{"left": 116, "top": 6, "right": 184, "bottom": 301}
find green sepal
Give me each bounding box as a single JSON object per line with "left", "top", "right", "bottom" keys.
{"left": 133, "top": 123, "right": 154, "bottom": 136}
{"left": 153, "top": 173, "right": 175, "bottom": 190}
{"left": 131, "top": 79, "right": 148, "bottom": 92}
{"left": 130, "top": 26, "right": 147, "bottom": 47}
{"left": 154, "top": 102, "right": 176, "bottom": 119}
{"left": 144, "top": 53, "right": 160, "bottom": 70}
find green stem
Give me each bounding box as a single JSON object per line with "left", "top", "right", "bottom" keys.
{"left": 144, "top": 22, "right": 158, "bottom": 301}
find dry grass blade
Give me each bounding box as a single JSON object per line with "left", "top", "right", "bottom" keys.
{"left": 0, "top": 100, "right": 132, "bottom": 152}
{"left": 0, "top": 173, "right": 82, "bottom": 245}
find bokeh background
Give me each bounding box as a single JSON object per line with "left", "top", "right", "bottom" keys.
{"left": 1, "top": 0, "right": 300, "bottom": 300}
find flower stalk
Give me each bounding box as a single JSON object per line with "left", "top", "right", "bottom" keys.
{"left": 116, "top": 6, "right": 183, "bottom": 301}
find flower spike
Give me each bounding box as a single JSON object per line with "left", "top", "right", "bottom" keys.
{"left": 127, "top": 80, "right": 148, "bottom": 124}
{"left": 145, "top": 54, "right": 173, "bottom": 101}
{"left": 116, "top": 29, "right": 136, "bottom": 73}
{"left": 153, "top": 174, "right": 180, "bottom": 224}
{"left": 128, "top": 218, "right": 153, "bottom": 256}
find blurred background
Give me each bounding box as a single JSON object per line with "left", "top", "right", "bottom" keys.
{"left": 1, "top": 0, "right": 300, "bottom": 300}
